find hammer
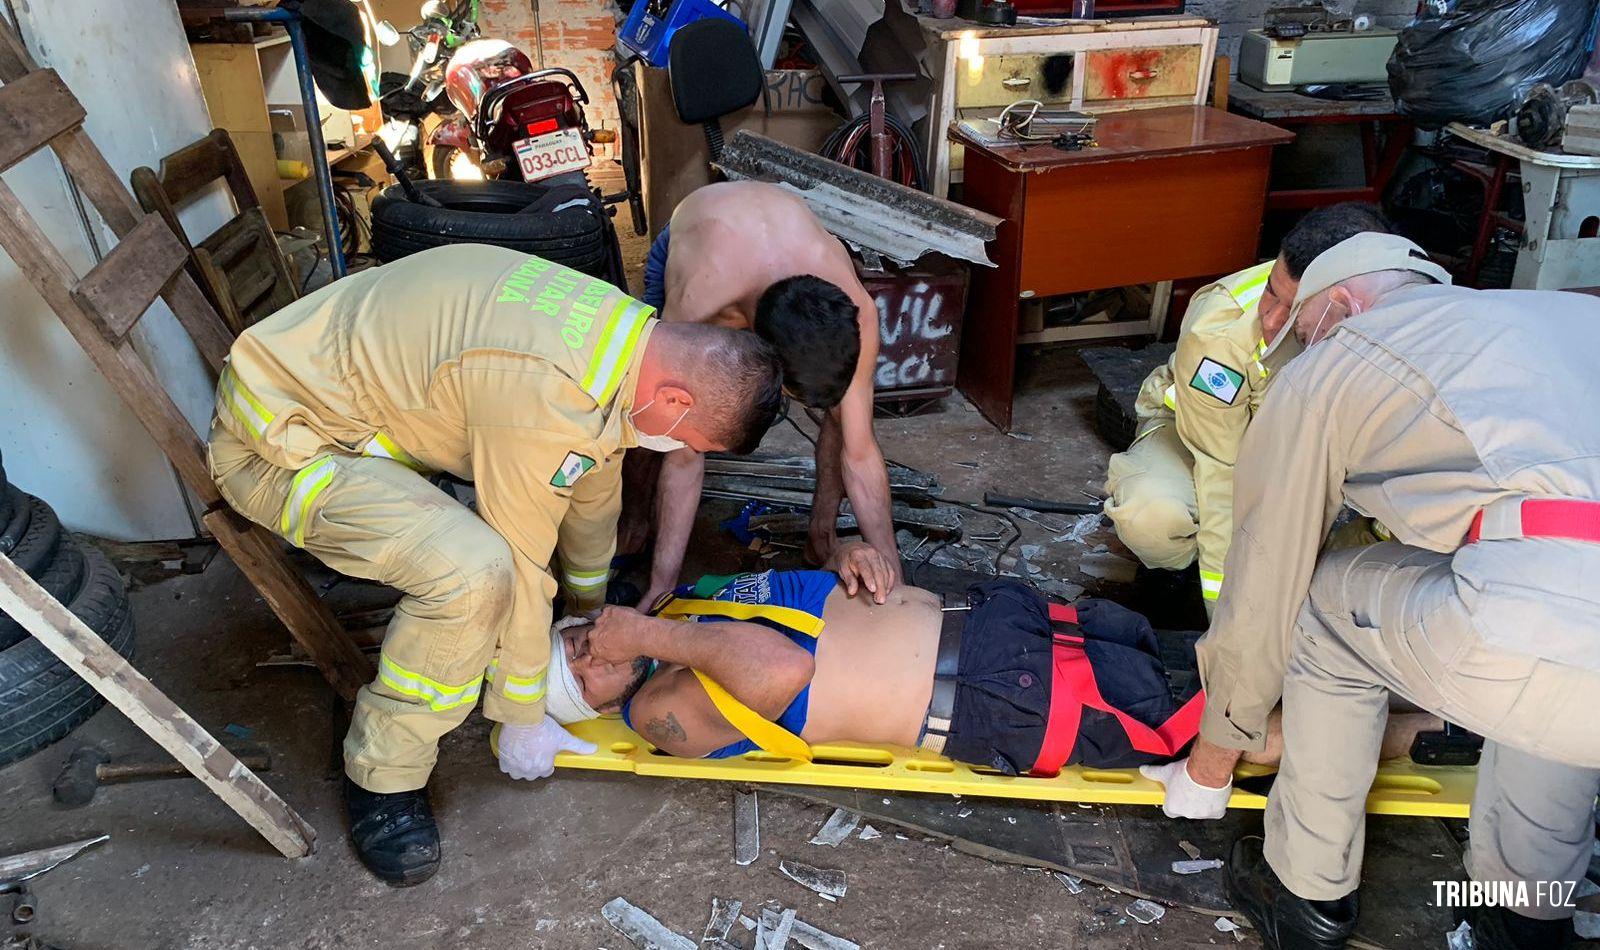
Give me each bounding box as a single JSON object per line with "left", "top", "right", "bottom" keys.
{"left": 53, "top": 747, "right": 272, "bottom": 808}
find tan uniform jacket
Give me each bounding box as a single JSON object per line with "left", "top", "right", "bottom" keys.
{"left": 1198, "top": 283, "right": 1600, "bottom": 751}
{"left": 1133, "top": 262, "right": 1295, "bottom": 603}
{"left": 218, "top": 245, "right": 654, "bottom": 716}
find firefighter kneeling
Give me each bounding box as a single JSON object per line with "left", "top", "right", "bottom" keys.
{"left": 208, "top": 245, "right": 782, "bottom": 886}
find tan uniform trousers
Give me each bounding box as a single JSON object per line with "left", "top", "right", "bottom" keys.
{"left": 1104, "top": 423, "right": 1199, "bottom": 571}
{"left": 1267, "top": 542, "right": 1600, "bottom": 918}
{"left": 209, "top": 426, "right": 515, "bottom": 794}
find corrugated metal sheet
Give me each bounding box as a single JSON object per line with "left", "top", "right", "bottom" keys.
{"left": 715, "top": 130, "right": 1001, "bottom": 267}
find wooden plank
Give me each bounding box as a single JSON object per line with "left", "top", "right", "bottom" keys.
{"left": 46, "top": 127, "right": 235, "bottom": 376}
{"left": 202, "top": 508, "right": 375, "bottom": 702}
{"left": 0, "top": 69, "right": 85, "bottom": 172}
{"left": 0, "top": 552, "right": 316, "bottom": 859}
{"left": 0, "top": 179, "right": 220, "bottom": 504}
{"left": 70, "top": 214, "right": 190, "bottom": 344}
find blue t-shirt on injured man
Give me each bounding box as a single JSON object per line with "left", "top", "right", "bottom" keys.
{"left": 622, "top": 570, "right": 837, "bottom": 757}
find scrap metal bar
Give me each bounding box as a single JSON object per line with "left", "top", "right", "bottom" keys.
{"left": 715, "top": 131, "right": 1001, "bottom": 267}
{"left": 733, "top": 789, "right": 761, "bottom": 866}
{"left": 0, "top": 836, "right": 108, "bottom": 885}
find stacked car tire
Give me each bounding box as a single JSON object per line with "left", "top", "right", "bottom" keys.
{"left": 0, "top": 458, "right": 136, "bottom": 767}
{"left": 369, "top": 178, "right": 615, "bottom": 279}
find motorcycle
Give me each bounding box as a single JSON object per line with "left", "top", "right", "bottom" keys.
{"left": 369, "top": 1, "right": 627, "bottom": 286}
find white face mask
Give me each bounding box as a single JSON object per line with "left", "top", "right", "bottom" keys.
{"left": 630, "top": 399, "right": 690, "bottom": 452}
{"left": 1304, "top": 296, "right": 1360, "bottom": 347}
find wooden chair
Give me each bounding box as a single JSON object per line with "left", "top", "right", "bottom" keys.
{"left": 131, "top": 128, "right": 299, "bottom": 336}
{"left": 0, "top": 21, "right": 371, "bottom": 703}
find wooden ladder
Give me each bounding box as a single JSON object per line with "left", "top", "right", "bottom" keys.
{"left": 0, "top": 22, "right": 372, "bottom": 700}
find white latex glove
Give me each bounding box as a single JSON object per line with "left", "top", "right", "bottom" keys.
{"left": 1139, "top": 759, "right": 1232, "bottom": 819}
{"left": 498, "top": 717, "right": 598, "bottom": 781}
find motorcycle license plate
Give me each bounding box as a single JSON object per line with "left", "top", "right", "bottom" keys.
{"left": 513, "top": 128, "right": 591, "bottom": 182}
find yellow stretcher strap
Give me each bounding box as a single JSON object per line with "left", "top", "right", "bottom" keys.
{"left": 657, "top": 598, "right": 824, "bottom": 637}
{"left": 692, "top": 669, "right": 813, "bottom": 762}
{"left": 656, "top": 595, "right": 823, "bottom": 761}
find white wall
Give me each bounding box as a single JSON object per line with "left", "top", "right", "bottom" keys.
{"left": 0, "top": 0, "right": 230, "bottom": 540}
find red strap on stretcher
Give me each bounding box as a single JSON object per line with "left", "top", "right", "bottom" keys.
{"left": 1030, "top": 603, "right": 1206, "bottom": 778}
{"left": 1465, "top": 499, "right": 1600, "bottom": 544}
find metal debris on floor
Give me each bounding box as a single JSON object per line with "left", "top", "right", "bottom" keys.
{"left": 1178, "top": 840, "right": 1202, "bottom": 860}
{"left": 702, "top": 897, "right": 744, "bottom": 947}
{"left": 1171, "top": 859, "right": 1225, "bottom": 874}
{"left": 734, "top": 789, "right": 761, "bottom": 867}
{"left": 1126, "top": 898, "right": 1167, "bottom": 924}
{"left": 778, "top": 860, "right": 848, "bottom": 900}
{"left": 1054, "top": 872, "right": 1085, "bottom": 895}
{"left": 808, "top": 808, "right": 860, "bottom": 847}
{"left": 601, "top": 897, "right": 696, "bottom": 950}
{"left": 1214, "top": 916, "right": 1241, "bottom": 933}
{"left": 856, "top": 824, "right": 881, "bottom": 841}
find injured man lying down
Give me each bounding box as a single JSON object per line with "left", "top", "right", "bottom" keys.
{"left": 543, "top": 542, "right": 1434, "bottom": 774}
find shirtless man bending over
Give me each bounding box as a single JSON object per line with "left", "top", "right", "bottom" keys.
{"left": 539, "top": 544, "right": 1435, "bottom": 773}
{"left": 625, "top": 181, "right": 898, "bottom": 609}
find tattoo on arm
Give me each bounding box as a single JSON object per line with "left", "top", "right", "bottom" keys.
{"left": 643, "top": 712, "right": 687, "bottom": 746}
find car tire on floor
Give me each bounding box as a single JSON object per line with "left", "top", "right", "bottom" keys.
{"left": 0, "top": 542, "right": 135, "bottom": 767}
{"left": 0, "top": 489, "right": 63, "bottom": 579}
{"left": 0, "top": 537, "right": 85, "bottom": 651}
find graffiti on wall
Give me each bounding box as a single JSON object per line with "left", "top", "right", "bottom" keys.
{"left": 868, "top": 273, "right": 966, "bottom": 392}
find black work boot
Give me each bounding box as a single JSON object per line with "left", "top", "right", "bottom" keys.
{"left": 1459, "top": 904, "right": 1575, "bottom": 950}
{"left": 1226, "top": 836, "right": 1357, "bottom": 950}
{"left": 344, "top": 777, "right": 441, "bottom": 887}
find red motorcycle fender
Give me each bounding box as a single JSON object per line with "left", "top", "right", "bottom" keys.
{"left": 430, "top": 118, "right": 473, "bottom": 150}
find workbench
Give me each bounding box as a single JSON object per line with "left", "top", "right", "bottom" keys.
{"left": 1445, "top": 122, "right": 1600, "bottom": 290}
{"left": 954, "top": 105, "right": 1292, "bottom": 430}
{"left": 1228, "top": 85, "right": 1411, "bottom": 212}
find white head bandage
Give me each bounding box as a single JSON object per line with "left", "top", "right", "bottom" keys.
{"left": 543, "top": 615, "right": 601, "bottom": 724}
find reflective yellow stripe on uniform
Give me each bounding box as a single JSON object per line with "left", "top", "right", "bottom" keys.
{"left": 486, "top": 659, "right": 547, "bottom": 703}
{"left": 563, "top": 566, "right": 609, "bottom": 593}
{"left": 278, "top": 455, "right": 336, "bottom": 548}
{"left": 581, "top": 299, "right": 653, "bottom": 407}
{"left": 219, "top": 365, "right": 274, "bottom": 439}
{"left": 379, "top": 654, "right": 482, "bottom": 711}
{"left": 1199, "top": 569, "right": 1225, "bottom": 602}
{"left": 361, "top": 431, "right": 427, "bottom": 473}
{"left": 1225, "top": 261, "right": 1274, "bottom": 312}
{"left": 1162, "top": 384, "right": 1177, "bottom": 412}
{"left": 1252, "top": 337, "right": 1270, "bottom": 380}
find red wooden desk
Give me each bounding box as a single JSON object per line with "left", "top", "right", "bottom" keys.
{"left": 954, "top": 105, "right": 1293, "bottom": 430}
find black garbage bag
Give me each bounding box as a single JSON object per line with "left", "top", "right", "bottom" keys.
{"left": 1388, "top": 0, "right": 1600, "bottom": 129}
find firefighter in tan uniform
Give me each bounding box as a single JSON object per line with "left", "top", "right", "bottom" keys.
{"left": 1104, "top": 205, "right": 1394, "bottom": 611}
{"left": 1141, "top": 234, "right": 1600, "bottom": 950}
{"left": 208, "top": 244, "right": 782, "bottom": 886}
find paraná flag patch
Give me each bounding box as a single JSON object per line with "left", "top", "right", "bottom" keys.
{"left": 1189, "top": 358, "right": 1244, "bottom": 406}
{"left": 551, "top": 452, "right": 596, "bottom": 488}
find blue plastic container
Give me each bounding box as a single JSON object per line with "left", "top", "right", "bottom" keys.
{"left": 618, "top": 0, "right": 747, "bottom": 68}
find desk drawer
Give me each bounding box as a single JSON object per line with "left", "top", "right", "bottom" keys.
{"left": 1083, "top": 46, "right": 1201, "bottom": 103}
{"left": 955, "top": 53, "right": 1076, "bottom": 109}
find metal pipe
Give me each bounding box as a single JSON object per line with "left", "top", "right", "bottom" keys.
{"left": 224, "top": 6, "right": 348, "bottom": 277}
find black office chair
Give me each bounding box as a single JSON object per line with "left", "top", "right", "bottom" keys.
{"left": 667, "top": 17, "right": 764, "bottom": 161}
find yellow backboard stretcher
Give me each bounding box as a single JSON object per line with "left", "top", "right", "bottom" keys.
{"left": 518, "top": 719, "right": 1476, "bottom": 818}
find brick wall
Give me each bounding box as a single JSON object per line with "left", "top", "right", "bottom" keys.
{"left": 1185, "top": 0, "right": 1418, "bottom": 64}
{"left": 479, "top": 0, "right": 622, "bottom": 150}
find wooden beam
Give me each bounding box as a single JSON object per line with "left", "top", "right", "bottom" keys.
{"left": 202, "top": 508, "right": 375, "bottom": 702}
{"left": 47, "top": 127, "right": 234, "bottom": 377}
{"left": 0, "top": 69, "right": 85, "bottom": 173}
{"left": 0, "top": 179, "right": 219, "bottom": 505}
{"left": 71, "top": 214, "right": 189, "bottom": 345}
{"left": 0, "top": 552, "right": 316, "bottom": 858}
